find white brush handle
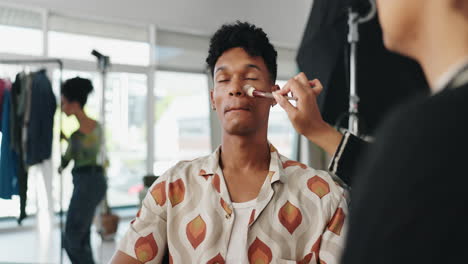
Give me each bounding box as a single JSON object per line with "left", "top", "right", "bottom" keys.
{"left": 260, "top": 91, "right": 296, "bottom": 101}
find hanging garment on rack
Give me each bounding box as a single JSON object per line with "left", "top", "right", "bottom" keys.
{"left": 0, "top": 79, "right": 11, "bottom": 122}
{"left": 10, "top": 72, "right": 31, "bottom": 224}
{"left": 8, "top": 69, "right": 56, "bottom": 224}
{"left": 0, "top": 69, "right": 56, "bottom": 223}
{"left": 0, "top": 89, "right": 19, "bottom": 199}
{"left": 26, "top": 69, "right": 56, "bottom": 165}
{"left": 10, "top": 73, "right": 31, "bottom": 153}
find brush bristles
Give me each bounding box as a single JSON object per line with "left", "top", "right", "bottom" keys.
{"left": 243, "top": 84, "right": 256, "bottom": 97}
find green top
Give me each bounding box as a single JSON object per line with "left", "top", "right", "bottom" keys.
{"left": 61, "top": 122, "right": 103, "bottom": 169}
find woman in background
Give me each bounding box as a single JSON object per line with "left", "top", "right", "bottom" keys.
{"left": 59, "top": 77, "right": 107, "bottom": 264}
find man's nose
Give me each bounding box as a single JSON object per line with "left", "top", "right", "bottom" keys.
{"left": 228, "top": 79, "right": 246, "bottom": 97}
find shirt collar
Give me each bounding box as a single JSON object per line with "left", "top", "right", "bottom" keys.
{"left": 433, "top": 57, "right": 468, "bottom": 94}
{"left": 198, "top": 143, "right": 287, "bottom": 184}
{"left": 268, "top": 144, "right": 287, "bottom": 184}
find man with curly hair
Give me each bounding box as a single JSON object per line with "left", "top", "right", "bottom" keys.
{"left": 111, "top": 21, "right": 348, "bottom": 264}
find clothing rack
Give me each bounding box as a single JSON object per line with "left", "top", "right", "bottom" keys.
{"left": 0, "top": 58, "right": 65, "bottom": 264}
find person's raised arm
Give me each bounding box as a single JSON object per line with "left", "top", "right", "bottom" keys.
{"left": 273, "top": 73, "right": 372, "bottom": 185}
{"left": 58, "top": 133, "right": 72, "bottom": 173}
{"left": 272, "top": 72, "right": 343, "bottom": 156}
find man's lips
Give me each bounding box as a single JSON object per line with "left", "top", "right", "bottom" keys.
{"left": 225, "top": 107, "right": 251, "bottom": 113}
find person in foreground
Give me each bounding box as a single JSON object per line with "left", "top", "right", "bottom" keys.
{"left": 273, "top": 0, "right": 468, "bottom": 263}
{"left": 111, "top": 21, "right": 348, "bottom": 264}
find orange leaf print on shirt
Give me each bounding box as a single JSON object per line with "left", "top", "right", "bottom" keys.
{"left": 309, "top": 235, "right": 326, "bottom": 263}
{"left": 151, "top": 181, "right": 166, "bottom": 206}
{"left": 311, "top": 235, "right": 322, "bottom": 258}
{"left": 199, "top": 169, "right": 210, "bottom": 180}
{"left": 186, "top": 215, "right": 207, "bottom": 249}
{"left": 297, "top": 253, "right": 313, "bottom": 264}
{"left": 168, "top": 179, "right": 185, "bottom": 207}
{"left": 220, "top": 198, "right": 232, "bottom": 215}
{"left": 249, "top": 209, "right": 256, "bottom": 225}
{"left": 278, "top": 201, "right": 303, "bottom": 234}
{"left": 134, "top": 233, "right": 158, "bottom": 263}
{"left": 327, "top": 208, "right": 345, "bottom": 235}
{"left": 307, "top": 176, "right": 330, "bottom": 199}
{"left": 282, "top": 160, "right": 307, "bottom": 169}
{"left": 212, "top": 173, "right": 221, "bottom": 193}
{"left": 248, "top": 238, "right": 273, "bottom": 264}
{"left": 206, "top": 253, "right": 225, "bottom": 264}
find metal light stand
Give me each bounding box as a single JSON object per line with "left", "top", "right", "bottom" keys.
{"left": 347, "top": 0, "right": 377, "bottom": 135}
{"left": 91, "top": 49, "right": 110, "bottom": 136}
{"left": 91, "top": 50, "right": 111, "bottom": 240}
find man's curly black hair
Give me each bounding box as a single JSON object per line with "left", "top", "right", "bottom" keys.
{"left": 206, "top": 21, "right": 278, "bottom": 83}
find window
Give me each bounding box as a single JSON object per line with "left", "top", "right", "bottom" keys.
{"left": 155, "top": 30, "right": 210, "bottom": 72}
{"left": 48, "top": 15, "right": 149, "bottom": 66}
{"left": 0, "top": 7, "right": 42, "bottom": 56}
{"left": 153, "top": 71, "right": 211, "bottom": 175}
{"left": 0, "top": 25, "right": 42, "bottom": 56}
{"left": 48, "top": 32, "right": 150, "bottom": 66}
{"left": 105, "top": 72, "right": 147, "bottom": 207}
{"left": 267, "top": 80, "right": 296, "bottom": 158}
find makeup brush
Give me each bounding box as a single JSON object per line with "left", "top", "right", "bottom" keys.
{"left": 242, "top": 84, "right": 297, "bottom": 101}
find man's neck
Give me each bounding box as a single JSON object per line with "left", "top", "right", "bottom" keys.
{"left": 415, "top": 8, "right": 468, "bottom": 93}
{"left": 220, "top": 133, "right": 270, "bottom": 174}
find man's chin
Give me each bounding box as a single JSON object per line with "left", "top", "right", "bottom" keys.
{"left": 223, "top": 124, "right": 256, "bottom": 136}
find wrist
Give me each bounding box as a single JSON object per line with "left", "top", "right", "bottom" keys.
{"left": 304, "top": 121, "right": 332, "bottom": 141}
{"left": 305, "top": 122, "right": 343, "bottom": 156}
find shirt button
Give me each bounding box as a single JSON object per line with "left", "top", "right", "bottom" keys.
{"left": 225, "top": 214, "right": 231, "bottom": 219}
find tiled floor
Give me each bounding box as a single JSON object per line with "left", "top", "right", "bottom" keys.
{"left": 0, "top": 207, "right": 137, "bottom": 264}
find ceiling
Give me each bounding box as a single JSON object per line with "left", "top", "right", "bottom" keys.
{"left": 3, "top": 0, "right": 314, "bottom": 49}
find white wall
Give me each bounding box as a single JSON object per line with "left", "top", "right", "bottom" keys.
{"left": 3, "top": 0, "right": 313, "bottom": 49}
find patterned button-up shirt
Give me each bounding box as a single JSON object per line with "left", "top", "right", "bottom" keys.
{"left": 118, "top": 144, "right": 349, "bottom": 264}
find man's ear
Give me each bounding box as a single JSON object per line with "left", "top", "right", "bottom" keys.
{"left": 210, "top": 90, "right": 216, "bottom": 110}
{"left": 270, "top": 84, "right": 280, "bottom": 107}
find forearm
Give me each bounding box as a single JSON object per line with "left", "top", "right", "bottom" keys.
{"left": 304, "top": 122, "right": 343, "bottom": 156}
{"left": 60, "top": 157, "right": 70, "bottom": 171}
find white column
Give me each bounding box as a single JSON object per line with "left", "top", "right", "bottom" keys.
{"left": 41, "top": 9, "right": 49, "bottom": 57}
{"left": 40, "top": 9, "right": 55, "bottom": 220}
{"left": 146, "top": 24, "right": 156, "bottom": 174}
